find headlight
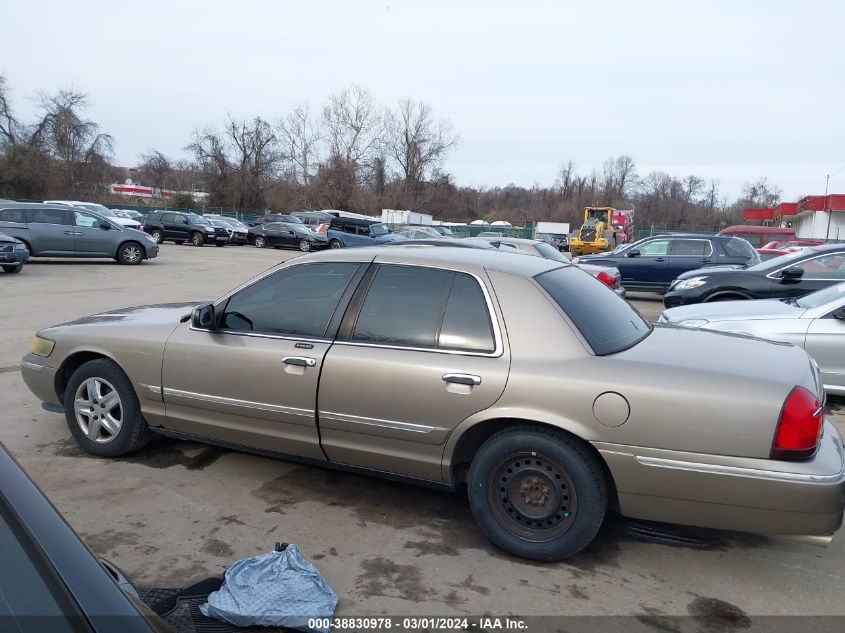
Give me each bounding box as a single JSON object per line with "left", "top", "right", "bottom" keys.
{"left": 673, "top": 276, "right": 708, "bottom": 290}
{"left": 14, "top": 242, "right": 27, "bottom": 251}
{"left": 571, "top": 257, "right": 581, "bottom": 264}
{"left": 30, "top": 336, "right": 55, "bottom": 357}
{"left": 678, "top": 319, "right": 710, "bottom": 328}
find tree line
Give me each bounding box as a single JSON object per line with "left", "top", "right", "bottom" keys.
{"left": 0, "top": 75, "right": 783, "bottom": 230}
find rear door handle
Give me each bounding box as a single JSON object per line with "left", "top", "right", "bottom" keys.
{"left": 282, "top": 356, "right": 316, "bottom": 367}
{"left": 654, "top": 257, "right": 666, "bottom": 262}
{"left": 442, "top": 373, "right": 481, "bottom": 386}
{"left": 700, "top": 258, "right": 711, "bottom": 263}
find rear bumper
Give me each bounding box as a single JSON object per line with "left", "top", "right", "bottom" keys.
{"left": 598, "top": 421, "right": 845, "bottom": 538}
{"left": 20, "top": 354, "right": 60, "bottom": 407}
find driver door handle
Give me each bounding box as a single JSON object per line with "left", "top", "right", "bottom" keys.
{"left": 442, "top": 373, "right": 482, "bottom": 386}
{"left": 654, "top": 257, "right": 666, "bottom": 262}
{"left": 282, "top": 356, "right": 316, "bottom": 367}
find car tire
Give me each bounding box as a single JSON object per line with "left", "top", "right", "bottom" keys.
{"left": 191, "top": 232, "right": 204, "bottom": 247}
{"left": 116, "top": 241, "right": 144, "bottom": 265}
{"left": 63, "top": 359, "right": 152, "bottom": 457}
{"left": 254, "top": 236, "right": 266, "bottom": 248}
{"left": 467, "top": 425, "right": 607, "bottom": 561}
{"left": 2, "top": 264, "right": 22, "bottom": 273}
{"left": 329, "top": 239, "right": 343, "bottom": 249}
{"left": 299, "top": 239, "right": 311, "bottom": 252}
{"left": 150, "top": 230, "right": 163, "bottom": 244}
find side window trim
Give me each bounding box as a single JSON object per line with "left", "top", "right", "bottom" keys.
{"left": 335, "top": 263, "right": 503, "bottom": 357}
{"left": 766, "top": 254, "right": 845, "bottom": 280}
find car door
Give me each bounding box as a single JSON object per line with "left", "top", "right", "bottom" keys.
{"left": 317, "top": 263, "right": 510, "bottom": 482}
{"left": 772, "top": 253, "right": 845, "bottom": 298}
{"left": 618, "top": 238, "right": 670, "bottom": 288}
{"left": 804, "top": 300, "right": 845, "bottom": 391}
{"left": 26, "top": 207, "right": 76, "bottom": 256}
{"left": 666, "top": 238, "right": 714, "bottom": 285}
{"left": 278, "top": 224, "right": 298, "bottom": 247}
{"left": 262, "top": 223, "right": 282, "bottom": 246}
{"left": 161, "top": 261, "right": 366, "bottom": 459}
{"left": 70, "top": 210, "right": 116, "bottom": 256}
{"left": 164, "top": 214, "right": 188, "bottom": 240}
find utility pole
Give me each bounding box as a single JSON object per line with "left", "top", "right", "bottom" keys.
{"left": 824, "top": 173, "right": 830, "bottom": 241}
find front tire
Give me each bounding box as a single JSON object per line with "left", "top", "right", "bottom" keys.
{"left": 150, "top": 230, "right": 163, "bottom": 244}
{"left": 299, "top": 239, "right": 311, "bottom": 252}
{"left": 254, "top": 235, "right": 266, "bottom": 248}
{"left": 329, "top": 239, "right": 343, "bottom": 249}
{"left": 63, "top": 359, "right": 152, "bottom": 457}
{"left": 467, "top": 426, "right": 607, "bottom": 561}
{"left": 2, "top": 264, "right": 22, "bottom": 273}
{"left": 116, "top": 241, "right": 144, "bottom": 265}
{"left": 191, "top": 232, "right": 204, "bottom": 247}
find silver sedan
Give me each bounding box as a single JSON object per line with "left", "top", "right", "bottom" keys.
{"left": 660, "top": 282, "right": 845, "bottom": 395}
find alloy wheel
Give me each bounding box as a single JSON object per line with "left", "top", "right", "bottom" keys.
{"left": 192, "top": 233, "right": 203, "bottom": 246}
{"left": 487, "top": 451, "right": 578, "bottom": 542}
{"left": 255, "top": 236, "right": 265, "bottom": 248}
{"left": 74, "top": 377, "right": 123, "bottom": 444}
{"left": 151, "top": 231, "right": 162, "bottom": 243}
{"left": 299, "top": 239, "right": 311, "bottom": 252}
{"left": 123, "top": 244, "right": 142, "bottom": 263}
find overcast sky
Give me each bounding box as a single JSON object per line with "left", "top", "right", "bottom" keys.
{"left": 1, "top": 0, "right": 842, "bottom": 200}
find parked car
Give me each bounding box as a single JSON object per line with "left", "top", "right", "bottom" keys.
{"left": 0, "top": 202, "right": 158, "bottom": 264}
{"left": 204, "top": 215, "right": 249, "bottom": 244}
{"left": 762, "top": 240, "right": 826, "bottom": 251}
{"left": 476, "top": 231, "right": 505, "bottom": 237}
{"left": 393, "top": 226, "right": 445, "bottom": 239}
{"left": 0, "top": 230, "right": 29, "bottom": 273}
{"left": 45, "top": 201, "right": 143, "bottom": 230}
{"left": 474, "top": 235, "right": 625, "bottom": 296}
{"left": 429, "top": 226, "right": 455, "bottom": 237}
{"left": 143, "top": 210, "right": 229, "bottom": 246}
{"left": 717, "top": 225, "right": 796, "bottom": 248}
{"left": 292, "top": 210, "right": 337, "bottom": 229}
{"left": 572, "top": 234, "right": 760, "bottom": 293}
{"left": 114, "top": 209, "right": 145, "bottom": 221}
{"left": 248, "top": 221, "right": 328, "bottom": 251}
{"left": 664, "top": 244, "right": 845, "bottom": 308}
{"left": 536, "top": 232, "right": 569, "bottom": 252}
{"left": 661, "top": 282, "right": 845, "bottom": 396}
{"left": 21, "top": 247, "right": 844, "bottom": 561}
{"left": 318, "top": 217, "right": 406, "bottom": 248}
{"left": 262, "top": 212, "right": 305, "bottom": 225}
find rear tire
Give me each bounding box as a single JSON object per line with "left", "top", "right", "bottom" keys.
{"left": 63, "top": 359, "right": 152, "bottom": 457}
{"left": 191, "top": 232, "right": 204, "bottom": 247}
{"left": 467, "top": 425, "right": 607, "bottom": 561}
{"left": 254, "top": 235, "right": 266, "bottom": 248}
{"left": 150, "top": 230, "right": 163, "bottom": 244}
{"left": 2, "top": 264, "right": 22, "bottom": 273}
{"left": 116, "top": 241, "right": 144, "bottom": 265}
{"left": 329, "top": 239, "right": 343, "bottom": 249}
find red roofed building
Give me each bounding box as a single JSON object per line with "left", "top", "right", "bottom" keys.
{"left": 791, "top": 194, "right": 845, "bottom": 241}
{"left": 742, "top": 207, "right": 775, "bottom": 222}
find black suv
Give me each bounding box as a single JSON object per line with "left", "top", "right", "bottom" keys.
{"left": 572, "top": 234, "right": 760, "bottom": 292}
{"left": 143, "top": 211, "right": 229, "bottom": 247}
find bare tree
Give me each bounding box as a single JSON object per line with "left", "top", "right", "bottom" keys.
{"left": 704, "top": 179, "right": 720, "bottom": 214}
{"left": 138, "top": 150, "right": 173, "bottom": 190}
{"left": 322, "top": 85, "right": 383, "bottom": 173}
{"left": 740, "top": 177, "right": 781, "bottom": 208}
{"left": 0, "top": 75, "right": 21, "bottom": 148}
{"left": 555, "top": 160, "right": 576, "bottom": 198}
{"left": 277, "top": 103, "right": 321, "bottom": 185}
{"left": 35, "top": 89, "right": 113, "bottom": 195}
{"left": 385, "top": 98, "right": 459, "bottom": 195}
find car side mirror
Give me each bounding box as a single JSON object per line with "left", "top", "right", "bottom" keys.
{"left": 781, "top": 267, "right": 804, "bottom": 281}
{"left": 627, "top": 249, "right": 640, "bottom": 257}
{"left": 832, "top": 307, "right": 845, "bottom": 321}
{"left": 191, "top": 303, "right": 215, "bottom": 330}
{"left": 100, "top": 223, "right": 111, "bottom": 230}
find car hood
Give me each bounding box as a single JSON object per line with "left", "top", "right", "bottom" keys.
{"left": 661, "top": 299, "right": 805, "bottom": 323}
{"left": 675, "top": 265, "right": 750, "bottom": 280}
{"left": 48, "top": 302, "right": 204, "bottom": 329}
{"left": 111, "top": 218, "right": 142, "bottom": 228}
{"left": 0, "top": 232, "right": 18, "bottom": 244}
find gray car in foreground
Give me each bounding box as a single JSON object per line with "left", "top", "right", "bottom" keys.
{"left": 661, "top": 282, "right": 845, "bottom": 395}
{"left": 20, "top": 247, "right": 844, "bottom": 560}
{"left": 0, "top": 202, "right": 158, "bottom": 264}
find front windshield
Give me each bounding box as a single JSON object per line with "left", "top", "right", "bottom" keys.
{"left": 746, "top": 247, "right": 821, "bottom": 272}
{"left": 80, "top": 203, "right": 117, "bottom": 217}
{"left": 796, "top": 282, "right": 845, "bottom": 309}
{"left": 370, "top": 223, "right": 389, "bottom": 236}
{"left": 188, "top": 215, "right": 210, "bottom": 226}
{"left": 535, "top": 242, "right": 568, "bottom": 262}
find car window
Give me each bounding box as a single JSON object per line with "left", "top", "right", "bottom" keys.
{"left": 535, "top": 242, "right": 568, "bottom": 262}
{"left": 0, "top": 208, "right": 27, "bottom": 223}
{"left": 723, "top": 237, "right": 757, "bottom": 260}
{"left": 438, "top": 273, "right": 496, "bottom": 352}
{"left": 0, "top": 501, "right": 83, "bottom": 631}
{"left": 352, "top": 266, "right": 453, "bottom": 347}
{"left": 741, "top": 235, "right": 762, "bottom": 247}
{"left": 220, "top": 263, "right": 360, "bottom": 337}
{"left": 793, "top": 254, "right": 845, "bottom": 279}
{"left": 73, "top": 211, "right": 100, "bottom": 228}
{"left": 670, "top": 239, "right": 712, "bottom": 256}
{"left": 30, "top": 208, "right": 71, "bottom": 225}
{"left": 638, "top": 239, "right": 670, "bottom": 256}
{"left": 536, "top": 266, "right": 651, "bottom": 355}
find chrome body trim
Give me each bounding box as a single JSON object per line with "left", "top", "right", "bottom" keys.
{"left": 162, "top": 388, "right": 313, "bottom": 418}
{"left": 320, "top": 411, "right": 441, "bottom": 434}
{"left": 147, "top": 385, "right": 162, "bottom": 395}
{"left": 635, "top": 455, "right": 845, "bottom": 484}
{"left": 20, "top": 361, "right": 44, "bottom": 371}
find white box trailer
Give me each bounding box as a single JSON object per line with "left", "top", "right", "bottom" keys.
{"left": 535, "top": 221, "right": 570, "bottom": 237}
{"left": 382, "top": 209, "right": 433, "bottom": 226}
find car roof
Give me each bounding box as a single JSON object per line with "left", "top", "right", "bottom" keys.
{"left": 474, "top": 236, "right": 541, "bottom": 246}
{"left": 305, "top": 244, "right": 563, "bottom": 276}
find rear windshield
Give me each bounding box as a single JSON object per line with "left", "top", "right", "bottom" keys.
{"left": 534, "top": 242, "right": 568, "bottom": 262}
{"left": 723, "top": 237, "right": 760, "bottom": 263}
{"left": 536, "top": 266, "right": 651, "bottom": 355}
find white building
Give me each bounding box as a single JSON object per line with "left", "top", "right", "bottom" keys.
{"left": 776, "top": 195, "right": 845, "bottom": 241}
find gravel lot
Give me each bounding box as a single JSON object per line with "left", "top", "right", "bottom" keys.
{"left": 2, "top": 245, "right": 844, "bottom": 624}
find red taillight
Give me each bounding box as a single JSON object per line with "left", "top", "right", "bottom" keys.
{"left": 596, "top": 270, "right": 618, "bottom": 289}
{"left": 770, "top": 386, "right": 824, "bottom": 460}
{"left": 316, "top": 223, "right": 329, "bottom": 234}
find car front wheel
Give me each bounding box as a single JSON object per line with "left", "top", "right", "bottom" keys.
{"left": 299, "top": 239, "right": 311, "bottom": 252}
{"left": 254, "top": 236, "right": 266, "bottom": 248}
{"left": 191, "top": 232, "right": 204, "bottom": 247}
{"left": 329, "top": 239, "right": 343, "bottom": 249}
{"left": 150, "top": 230, "right": 163, "bottom": 244}
{"left": 116, "top": 241, "right": 144, "bottom": 265}
{"left": 63, "top": 359, "right": 152, "bottom": 457}
{"left": 467, "top": 426, "right": 607, "bottom": 561}
{"left": 2, "top": 264, "right": 22, "bottom": 273}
